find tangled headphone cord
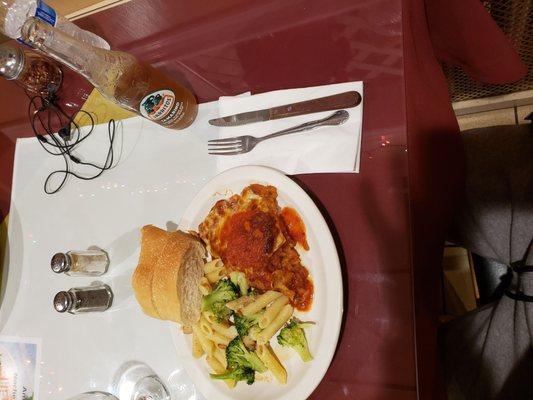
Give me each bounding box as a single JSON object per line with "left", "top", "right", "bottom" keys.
{"left": 27, "top": 92, "right": 117, "bottom": 194}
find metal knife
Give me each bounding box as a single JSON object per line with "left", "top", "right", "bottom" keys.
{"left": 209, "top": 90, "right": 361, "bottom": 127}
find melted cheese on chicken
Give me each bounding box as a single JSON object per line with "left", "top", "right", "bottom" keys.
{"left": 199, "top": 184, "right": 285, "bottom": 259}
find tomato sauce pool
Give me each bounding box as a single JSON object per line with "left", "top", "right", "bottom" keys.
{"left": 280, "top": 207, "right": 309, "bottom": 250}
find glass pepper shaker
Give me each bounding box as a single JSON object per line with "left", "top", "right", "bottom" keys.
{"left": 51, "top": 248, "right": 109, "bottom": 276}
{"left": 53, "top": 284, "right": 113, "bottom": 314}
{"left": 0, "top": 42, "right": 62, "bottom": 95}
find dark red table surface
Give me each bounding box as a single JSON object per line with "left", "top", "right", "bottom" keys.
{"left": 0, "top": 0, "right": 525, "bottom": 398}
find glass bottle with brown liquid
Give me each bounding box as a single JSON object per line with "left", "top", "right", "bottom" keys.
{"left": 21, "top": 17, "right": 197, "bottom": 130}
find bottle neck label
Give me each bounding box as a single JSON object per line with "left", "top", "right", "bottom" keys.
{"left": 35, "top": 1, "right": 57, "bottom": 27}
{"left": 140, "top": 89, "right": 184, "bottom": 126}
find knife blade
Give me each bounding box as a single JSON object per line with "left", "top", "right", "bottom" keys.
{"left": 209, "top": 90, "right": 361, "bottom": 127}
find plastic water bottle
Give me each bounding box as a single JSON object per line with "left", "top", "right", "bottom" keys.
{"left": 0, "top": 0, "right": 110, "bottom": 49}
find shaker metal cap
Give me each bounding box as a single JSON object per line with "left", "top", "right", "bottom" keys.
{"left": 51, "top": 253, "right": 70, "bottom": 273}
{"left": 0, "top": 43, "right": 24, "bottom": 80}
{"left": 53, "top": 291, "right": 72, "bottom": 313}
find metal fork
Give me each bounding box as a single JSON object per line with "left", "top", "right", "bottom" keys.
{"left": 208, "top": 109, "right": 349, "bottom": 155}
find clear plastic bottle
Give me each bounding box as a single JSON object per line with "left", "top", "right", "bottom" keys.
{"left": 0, "top": 0, "right": 110, "bottom": 49}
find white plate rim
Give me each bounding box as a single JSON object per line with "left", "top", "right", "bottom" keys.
{"left": 172, "top": 165, "right": 344, "bottom": 400}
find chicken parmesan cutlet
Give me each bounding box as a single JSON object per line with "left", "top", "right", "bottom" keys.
{"left": 198, "top": 184, "right": 313, "bottom": 310}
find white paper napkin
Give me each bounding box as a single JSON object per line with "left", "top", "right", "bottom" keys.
{"left": 215, "top": 81, "right": 363, "bottom": 175}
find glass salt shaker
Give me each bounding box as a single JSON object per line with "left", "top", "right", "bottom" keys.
{"left": 0, "top": 42, "right": 62, "bottom": 95}
{"left": 53, "top": 284, "right": 113, "bottom": 314}
{"left": 51, "top": 248, "right": 109, "bottom": 276}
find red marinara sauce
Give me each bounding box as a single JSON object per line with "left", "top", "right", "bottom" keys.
{"left": 220, "top": 209, "right": 277, "bottom": 270}
{"left": 280, "top": 207, "right": 309, "bottom": 250}
{"left": 219, "top": 207, "right": 313, "bottom": 311}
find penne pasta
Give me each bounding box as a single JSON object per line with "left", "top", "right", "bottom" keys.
{"left": 205, "top": 330, "right": 232, "bottom": 346}
{"left": 242, "top": 291, "right": 282, "bottom": 316}
{"left": 199, "top": 316, "right": 214, "bottom": 336}
{"left": 202, "top": 310, "right": 217, "bottom": 325}
{"left": 199, "top": 314, "right": 236, "bottom": 343}
{"left": 259, "top": 295, "right": 289, "bottom": 329}
{"left": 199, "top": 277, "right": 212, "bottom": 296}
{"left": 213, "top": 347, "right": 228, "bottom": 369}
{"left": 257, "top": 304, "right": 293, "bottom": 344}
{"left": 249, "top": 326, "right": 261, "bottom": 342}
{"left": 257, "top": 344, "right": 287, "bottom": 384}
{"left": 206, "top": 355, "right": 225, "bottom": 373}
{"left": 211, "top": 321, "right": 238, "bottom": 340}
{"left": 204, "top": 259, "right": 223, "bottom": 274}
{"left": 226, "top": 295, "right": 256, "bottom": 311}
{"left": 192, "top": 324, "right": 215, "bottom": 356}
{"left": 192, "top": 330, "right": 204, "bottom": 358}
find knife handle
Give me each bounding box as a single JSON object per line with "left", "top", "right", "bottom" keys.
{"left": 269, "top": 91, "right": 361, "bottom": 120}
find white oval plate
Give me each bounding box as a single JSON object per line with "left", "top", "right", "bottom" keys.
{"left": 172, "top": 165, "right": 343, "bottom": 400}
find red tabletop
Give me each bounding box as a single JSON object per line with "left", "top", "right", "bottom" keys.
{"left": 0, "top": 0, "right": 525, "bottom": 398}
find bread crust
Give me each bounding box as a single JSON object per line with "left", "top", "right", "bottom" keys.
{"left": 132, "top": 225, "right": 170, "bottom": 318}
{"left": 151, "top": 231, "right": 192, "bottom": 323}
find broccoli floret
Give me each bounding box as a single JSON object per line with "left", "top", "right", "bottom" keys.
{"left": 226, "top": 337, "right": 266, "bottom": 373}
{"left": 210, "top": 302, "right": 233, "bottom": 323}
{"left": 210, "top": 367, "right": 255, "bottom": 385}
{"left": 202, "top": 279, "right": 239, "bottom": 322}
{"left": 277, "top": 318, "right": 314, "bottom": 362}
{"left": 230, "top": 271, "right": 249, "bottom": 296}
{"left": 234, "top": 311, "right": 262, "bottom": 338}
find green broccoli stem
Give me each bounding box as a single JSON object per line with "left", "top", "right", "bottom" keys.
{"left": 210, "top": 367, "right": 255, "bottom": 385}
{"left": 295, "top": 345, "right": 313, "bottom": 362}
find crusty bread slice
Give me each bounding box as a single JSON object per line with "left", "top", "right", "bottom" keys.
{"left": 132, "top": 225, "right": 170, "bottom": 318}
{"left": 151, "top": 230, "right": 206, "bottom": 325}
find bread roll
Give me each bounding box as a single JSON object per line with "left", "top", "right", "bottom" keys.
{"left": 132, "top": 226, "right": 206, "bottom": 326}
{"left": 132, "top": 225, "right": 170, "bottom": 318}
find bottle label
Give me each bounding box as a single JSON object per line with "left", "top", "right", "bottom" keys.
{"left": 140, "top": 89, "right": 184, "bottom": 125}
{"left": 35, "top": 0, "right": 57, "bottom": 26}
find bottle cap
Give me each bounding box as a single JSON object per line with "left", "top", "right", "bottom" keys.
{"left": 51, "top": 253, "right": 70, "bottom": 273}
{"left": 0, "top": 43, "right": 24, "bottom": 80}
{"left": 53, "top": 291, "right": 72, "bottom": 313}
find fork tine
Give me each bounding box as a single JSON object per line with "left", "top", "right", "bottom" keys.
{"left": 209, "top": 149, "right": 245, "bottom": 156}
{"left": 208, "top": 143, "right": 242, "bottom": 150}
{"left": 208, "top": 137, "right": 243, "bottom": 144}
{"left": 208, "top": 146, "right": 242, "bottom": 153}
